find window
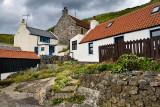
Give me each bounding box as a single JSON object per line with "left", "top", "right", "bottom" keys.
{"left": 88, "top": 42, "right": 93, "bottom": 54}
{"left": 40, "top": 36, "right": 50, "bottom": 43}
{"left": 151, "top": 6, "right": 160, "bottom": 14}
{"left": 72, "top": 40, "right": 77, "bottom": 50}
{"left": 115, "top": 36, "right": 124, "bottom": 44}
{"left": 41, "top": 47, "right": 44, "bottom": 51}
{"left": 81, "top": 28, "right": 83, "bottom": 34}
{"left": 106, "top": 21, "right": 114, "bottom": 28}
{"left": 151, "top": 29, "right": 160, "bottom": 37}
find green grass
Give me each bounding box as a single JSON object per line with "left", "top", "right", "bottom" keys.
{"left": 82, "top": 0, "right": 160, "bottom": 24}
{"left": 0, "top": 34, "right": 14, "bottom": 44}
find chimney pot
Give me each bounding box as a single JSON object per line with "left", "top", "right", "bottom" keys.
{"left": 22, "top": 19, "right": 25, "bottom": 23}
{"left": 93, "top": 16, "right": 96, "bottom": 20}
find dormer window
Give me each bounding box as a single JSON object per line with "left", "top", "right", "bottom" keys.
{"left": 106, "top": 21, "right": 114, "bottom": 28}
{"left": 151, "top": 6, "right": 160, "bottom": 14}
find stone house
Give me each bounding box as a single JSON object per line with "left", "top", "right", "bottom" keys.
{"left": 70, "top": 2, "right": 160, "bottom": 62}
{"left": 54, "top": 7, "right": 90, "bottom": 45}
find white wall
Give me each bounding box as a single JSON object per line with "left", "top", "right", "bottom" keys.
{"left": 72, "top": 26, "right": 160, "bottom": 62}
{"left": 70, "top": 34, "right": 85, "bottom": 60}
{"left": 14, "top": 23, "right": 30, "bottom": 51}
{"left": 0, "top": 72, "right": 16, "bottom": 80}
{"left": 14, "top": 22, "right": 59, "bottom": 56}
{"left": 54, "top": 44, "right": 68, "bottom": 56}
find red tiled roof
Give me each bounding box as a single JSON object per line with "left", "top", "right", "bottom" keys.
{"left": 80, "top": 2, "right": 160, "bottom": 43}
{"left": 0, "top": 49, "right": 40, "bottom": 59}
{"left": 69, "top": 15, "right": 90, "bottom": 29}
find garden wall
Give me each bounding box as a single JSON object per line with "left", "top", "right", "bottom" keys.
{"left": 40, "top": 55, "right": 73, "bottom": 64}
{"left": 77, "top": 72, "right": 160, "bottom": 107}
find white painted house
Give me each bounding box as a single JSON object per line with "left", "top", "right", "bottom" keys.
{"left": 14, "top": 19, "right": 60, "bottom": 56}
{"left": 70, "top": 2, "right": 160, "bottom": 62}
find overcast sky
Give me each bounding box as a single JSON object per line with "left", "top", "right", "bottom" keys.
{"left": 0, "top": 0, "right": 151, "bottom": 34}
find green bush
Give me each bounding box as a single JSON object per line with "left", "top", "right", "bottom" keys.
{"left": 111, "top": 54, "right": 153, "bottom": 73}
{"left": 0, "top": 80, "right": 13, "bottom": 86}
{"left": 98, "top": 63, "right": 113, "bottom": 72}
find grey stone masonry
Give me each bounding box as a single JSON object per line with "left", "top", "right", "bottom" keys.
{"left": 78, "top": 71, "right": 160, "bottom": 107}
{"left": 54, "top": 7, "right": 89, "bottom": 45}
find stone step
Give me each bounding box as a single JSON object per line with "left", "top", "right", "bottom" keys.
{"left": 54, "top": 92, "right": 74, "bottom": 99}
{"left": 60, "top": 86, "right": 76, "bottom": 92}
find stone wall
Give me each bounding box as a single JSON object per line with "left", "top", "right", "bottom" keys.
{"left": 54, "top": 7, "right": 88, "bottom": 45}
{"left": 40, "top": 55, "right": 73, "bottom": 64}
{"left": 77, "top": 72, "right": 160, "bottom": 107}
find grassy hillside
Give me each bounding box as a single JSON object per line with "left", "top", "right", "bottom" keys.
{"left": 82, "top": 0, "right": 159, "bottom": 24}
{"left": 0, "top": 34, "right": 14, "bottom": 44}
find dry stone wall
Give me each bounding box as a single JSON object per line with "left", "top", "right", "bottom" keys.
{"left": 77, "top": 72, "right": 160, "bottom": 107}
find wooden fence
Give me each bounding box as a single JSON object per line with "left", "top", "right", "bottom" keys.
{"left": 99, "top": 36, "right": 160, "bottom": 62}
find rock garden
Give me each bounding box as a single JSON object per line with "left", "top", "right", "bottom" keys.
{"left": 0, "top": 54, "right": 160, "bottom": 107}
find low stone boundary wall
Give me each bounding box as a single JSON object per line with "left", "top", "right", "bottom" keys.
{"left": 40, "top": 55, "right": 73, "bottom": 64}
{"left": 78, "top": 72, "right": 160, "bottom": 107}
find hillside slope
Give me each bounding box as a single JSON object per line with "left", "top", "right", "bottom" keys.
{"left": 0, "top": 34, "right": 14, "bottom": 44}
{"left": 82, "top": 0, "right": 159, "bottom": 24}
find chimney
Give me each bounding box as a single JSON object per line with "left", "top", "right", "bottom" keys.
{"left": 22, "top": 19, "right": 25, "bottom": 24}
{"left": 93, "top": 16, "right": 96, "bottom": 20}
{"left": 62, "top": 7, "right": 68, "bottom": 15}
{"left": 90, "top": 16, "right": 99, "bottom": 29}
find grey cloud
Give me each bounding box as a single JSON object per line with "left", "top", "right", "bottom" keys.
{"left": 0, "top": 0, "right": 151, "bottom": 34}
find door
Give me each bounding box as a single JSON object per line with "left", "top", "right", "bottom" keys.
{"left": 34, "top": 47, "right": 38, "bottom": 55}
{"left": 49, "top": 46, "right": 54, "bottom": 55}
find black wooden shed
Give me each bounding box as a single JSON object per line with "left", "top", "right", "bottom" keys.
{"left": 0, "top": 49, "right": 40, "bottom": 73}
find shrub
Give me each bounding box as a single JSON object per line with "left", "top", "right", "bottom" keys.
{"left": 51, "top": 99, "right": 64, "bottom": 105}
{"left": 98, "top": 63, "right": 113, "bottom": 72}
{"left": 151, "top": 63, "right": 160, "bottom": 72}
{"left": 111, "top": 54, "right": 153, "bottom": 73}
{"left": 0, "top": 79, "right": 13, "bottom": 87}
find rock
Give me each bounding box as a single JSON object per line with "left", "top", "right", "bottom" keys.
{"left": 135, "top": 100, "right": 144, "bottom": 107}
{"left": 150, "top": 95, "right": 157, "bottom": 101}
{"left": 122, "top": 76, "right": 129, "bottom": 81}
{"left": 158, "top": 74, "right": 160, "bottom": 77}
{"left": 111, "top": 79, "right": 117, "bottom": 84}
{"left": 129, "top": 79, "right": 138, "bottom": 86}
{"left": 112, "top": 86, "right": 122, "bottom": 93}
{"left": 117, "top": 80, "right": 128, "bottom": 86}
{"left": 150, "top": 82, "right": 160, "bottom": 87}
{"left": 102, "top": 80, "right": 110, "bottom": 86}
{"left": 90, "top": 82, "right": 95, "bottom": 88}
{"left": 104, "top": 76, "right": 110, "bottom": 81}
{"left": 111, "top": 97, "right": 117, "bottom": 104}
{"left": 132, "top": 71, "right": 143, "bottom": 76}
{"left": 129, "top": 87, "right": 138, "bottom": 95}
{"left": 138, "top": 79, "right": 148, "bottom": 89}
{"left": 143, "top": 71, "right": 156, "bottom": 76}
{"left": 118, "top": 99, "right": 125, "bottom": 107}
{"left": 121, "top": 92, "right": 130, "bottom": 99}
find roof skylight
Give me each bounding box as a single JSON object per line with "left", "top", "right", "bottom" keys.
{"left": 106, "top": 21, "right": 114, "bottom": 28}
{"left": 151, "top": 6, "right": 160, "bottom": 14}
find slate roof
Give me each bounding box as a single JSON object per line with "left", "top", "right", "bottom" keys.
{"left": 0, "top": 49, "right": 40, "bottom": 59}
{"left": 26, "top": 26, "right": 58, "bottom": 40}
{"left": 0, "top": 46, "right": 21, "bottom": 51}
{"left": 80, "top": 2, "right": 160, "bottom": 43}
{"left": 69, "top": 15, "right": 90, "bottom": 29}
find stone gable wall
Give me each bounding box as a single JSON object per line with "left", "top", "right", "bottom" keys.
{"left": 54, "top": 13, "right": 88, "bottom": 45}
{"left": 77, "top": 72, "right": 160, "bottom": 107}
